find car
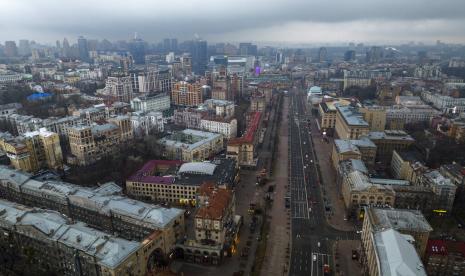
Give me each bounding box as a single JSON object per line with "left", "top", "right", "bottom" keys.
{"left": 317, "top": 242, "right": 321, "bottom": 247}
{"left": 313, "top": 254, "right": 317, "bottom": 261}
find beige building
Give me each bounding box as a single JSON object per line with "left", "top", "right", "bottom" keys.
{"left": 159, "top": 129, "right": 223, "bottom": 162}
{"left": 359, "top": 106, "right": 386, "bottom": 131}
{"left": 361, "top": 207, "right": 429, "bottom": 276}
{"left": 364, "top": 130, "right": 415, "bottom": 165}
{"left": 331, "top": 138, "right": 377, "bottom": 169}
{"left": 341, "top": 170, "right": 395, "bottom": 212}
{"left": 195, "top": 182, "right": 235, "bottom": 246}
{"left": 362, "top": 207, "right": 432, "bottom": 258}
{"left": 0, "top": 128, "right": 63, "bottom": 173}
{"left": 318, "top": 99, "right": 351, "bottom": 134}
{"left": 335, "top": 104, "right": 370, "bottom": 139}
{"left": 171, "top": 80, "right": 203, "bottom": 107}
{"left": 227, "top": 112, "right": 261, "bottom": 168}
{"left": 68, "top": 116, "right": 133, "bottom": 166}
{"left": 126, "top": 159, "right": 237, "bottom": 205}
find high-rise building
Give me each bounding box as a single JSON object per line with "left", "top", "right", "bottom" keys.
{"left": 344, "top": 50, "right": 356, "bottom": 61}
{"left": 101, "top": 76, "right": 134, "bottom": 102}
{"left": 192, "top": 40, "right": 208, "bottom": 75}
{"left": 18, "top": 39, "right": 31, "bottom": 56}
{"left": 171, "top": 80, "right": 203, "bottom": 106}
{"left": 318, "top": 47, "right": 327, "bottom": 62}
{"left": 129, "top": 35, "right": 146, "bottom": 64}
{"left": 171, "top": 38, "right": 178, "bottom": 52}
{"left": 163, "top": 38, "right": 171, "bottom": 52}
{"left": 62, "top": 37, "right": 70, "bottom": 57}
{"left": 239, "top": 42, "right": 258, "bottom": 56}
{"left": 4, "top": 41, "right": 18, "bottom": 57}
{"left": 77, "top": 36, "right": 89, "bottom": 61}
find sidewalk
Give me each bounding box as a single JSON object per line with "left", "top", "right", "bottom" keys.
{"left": 308, "top": 116, "right": 354, "bottom": 232}
{"left": 333, "top": 240, "right": 362, "bottom": 276}
{"left": 260, "top": 96, "right": 290, "bottom": 276}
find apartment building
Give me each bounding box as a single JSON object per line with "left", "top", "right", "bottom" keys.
{"left": 171, "top": 80, "right": 203, "bottom": 107}
{"left": 0, "top": 128, "right": 63, "bottom": 173}
{"left": 425, "top": 240, "right": 465, "bottom": 276}
{"left": 68, "top": 116, "right": 133, "bottom": 166}
{"left": 331, "top": 138, "right": 377, "bottom": 169}
{"left": 359, "top": 106, "right": 386, "bottom": 131}
{"left": 0, "top": 199, "right": 165, "bottom": 276}
{"left": 318, "top": 99, "right": 351, "bottom": 134}
{"left": 0, "top": 166, "right": 184, "bottom": 255}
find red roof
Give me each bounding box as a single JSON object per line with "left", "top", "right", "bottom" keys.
{"left": 228, "top": 112, "right": 261, "bottom": 145}
{"left": 127, "top": 160, "right": 184, "bottom": 184}
{"left": 426, "top": 239, "right": 465, "bottom": 257}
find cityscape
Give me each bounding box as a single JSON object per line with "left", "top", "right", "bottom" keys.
{"left": 1, "top": 1, "right": 465, "bottom": 276}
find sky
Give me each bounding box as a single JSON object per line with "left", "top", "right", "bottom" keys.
{"left": 1, "top": 0, "right": 465, "bottom": 45}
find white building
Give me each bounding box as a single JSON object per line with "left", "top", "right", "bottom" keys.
{"left": 200, "top": 118, "right": 237, "bottom": 139}
{"left": 131, "top": 111, "right": 164, "bottom": 137}
{"left": 421, "top": 91, "right": 465, "bottom": 113}
{"left": 131, "top": 93, "right": 171, "bottom": 113}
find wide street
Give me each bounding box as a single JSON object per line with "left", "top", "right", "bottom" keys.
{"left": 288, "top": 88, "right": 355, "bottom": 276}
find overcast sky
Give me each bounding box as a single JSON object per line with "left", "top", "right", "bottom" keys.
{"left": 1, "top": 0, "right": 465, "bottom": 45}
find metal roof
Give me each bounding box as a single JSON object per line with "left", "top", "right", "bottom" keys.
{"left": 178, "top": 162, "right": 217, "bottom": 175}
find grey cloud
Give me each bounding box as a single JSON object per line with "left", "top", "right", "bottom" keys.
{"left": 1, "top": 0, "right": 465, "bottom": 43}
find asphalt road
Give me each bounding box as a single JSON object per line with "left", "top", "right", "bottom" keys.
{"left": 288, "top": 88, "right": 354, "bottom": 276}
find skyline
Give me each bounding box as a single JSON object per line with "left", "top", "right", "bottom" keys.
{"left": 1, "top": 0, "right": 465, "bottom": 45}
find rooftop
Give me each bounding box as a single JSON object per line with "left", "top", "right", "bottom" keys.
{"left": 196, "top": 182, "right": 233, "bottom": 220}
{"left": 160, "top": 129, "right": 222, "bottom": 151}
{"left": 0, "top": 166, "right": 183, "bottom": 230}
{"left": 368, "top": 207, "right": 433, "bottom": 233}
{"left": 374, "top": 229, "right": 427, "bottom": 276}
{"left": 228, "top": 112, "right": 261, "bottom": 145}
{"left": 366, "top": 130, "right": 415, "bottom": 142}
{"left": 336, "top": 104, "right": 369, "bottom": 127}
{"left": 426, "top": 239, "right": 465, "bottom": 257}
{"left": 0, "top": 199, "right": 140, "bottom": 269}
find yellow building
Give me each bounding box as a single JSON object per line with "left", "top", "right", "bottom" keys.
{"left": 0, "top": 129, "right": 63, "bottom": 173}
{"left": 331, "top": 138, "right": 377, "bottom": 170}
{"left": 359, "top": 106, "right": 386, "bottom": 131}
{"left": 318, "top": 99, "right": 351, "bottom": 134}
{"left": 335, "top": 104, "right": 370, "bottom": 139}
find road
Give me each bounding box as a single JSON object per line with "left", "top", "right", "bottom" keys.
{"left": 288, "top": 88, "right": 355, "bottom": 276}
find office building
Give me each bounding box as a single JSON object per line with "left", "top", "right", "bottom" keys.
{"left": 331, "top": 138, "right": 377, "bottom": 169}
{"left": 171, "top": 80, "right": 203, "bottom": 107}
{"left": 364, "top": 130, "right": 415, "bottom": 165}
{"left": 359, "top": 106, "right": 386, "bottom": 131}
{"left": 18, "top": 39, "right": 31, "bottom": 56}
{"left": 318, "top": 99, "right": 351, "bottom": 135}
{"left": 159, "top": 129, "right": 223, "bottom": 162}
{"left": 343, "top": 69, "right": 391, "bottom": 90}
{"left": 238, "top": 42, "right": 257, "bottom": 56}
{"left": 420, "top": 170, "right": 456, "bottom": 212}
{"left": 335, "top": 104, "right": 370, "bottom": 139}
{"left": 77, "top": 36, "right": 89, "bottom": 61}
{"left": 192, "top": 40, "right": 207, "bottom": 75}
{"left": 129, "top": 36, "right": 146, "bottom": 64}
{"left": 318, "top": 47, "right": 327, "bottom": 62}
